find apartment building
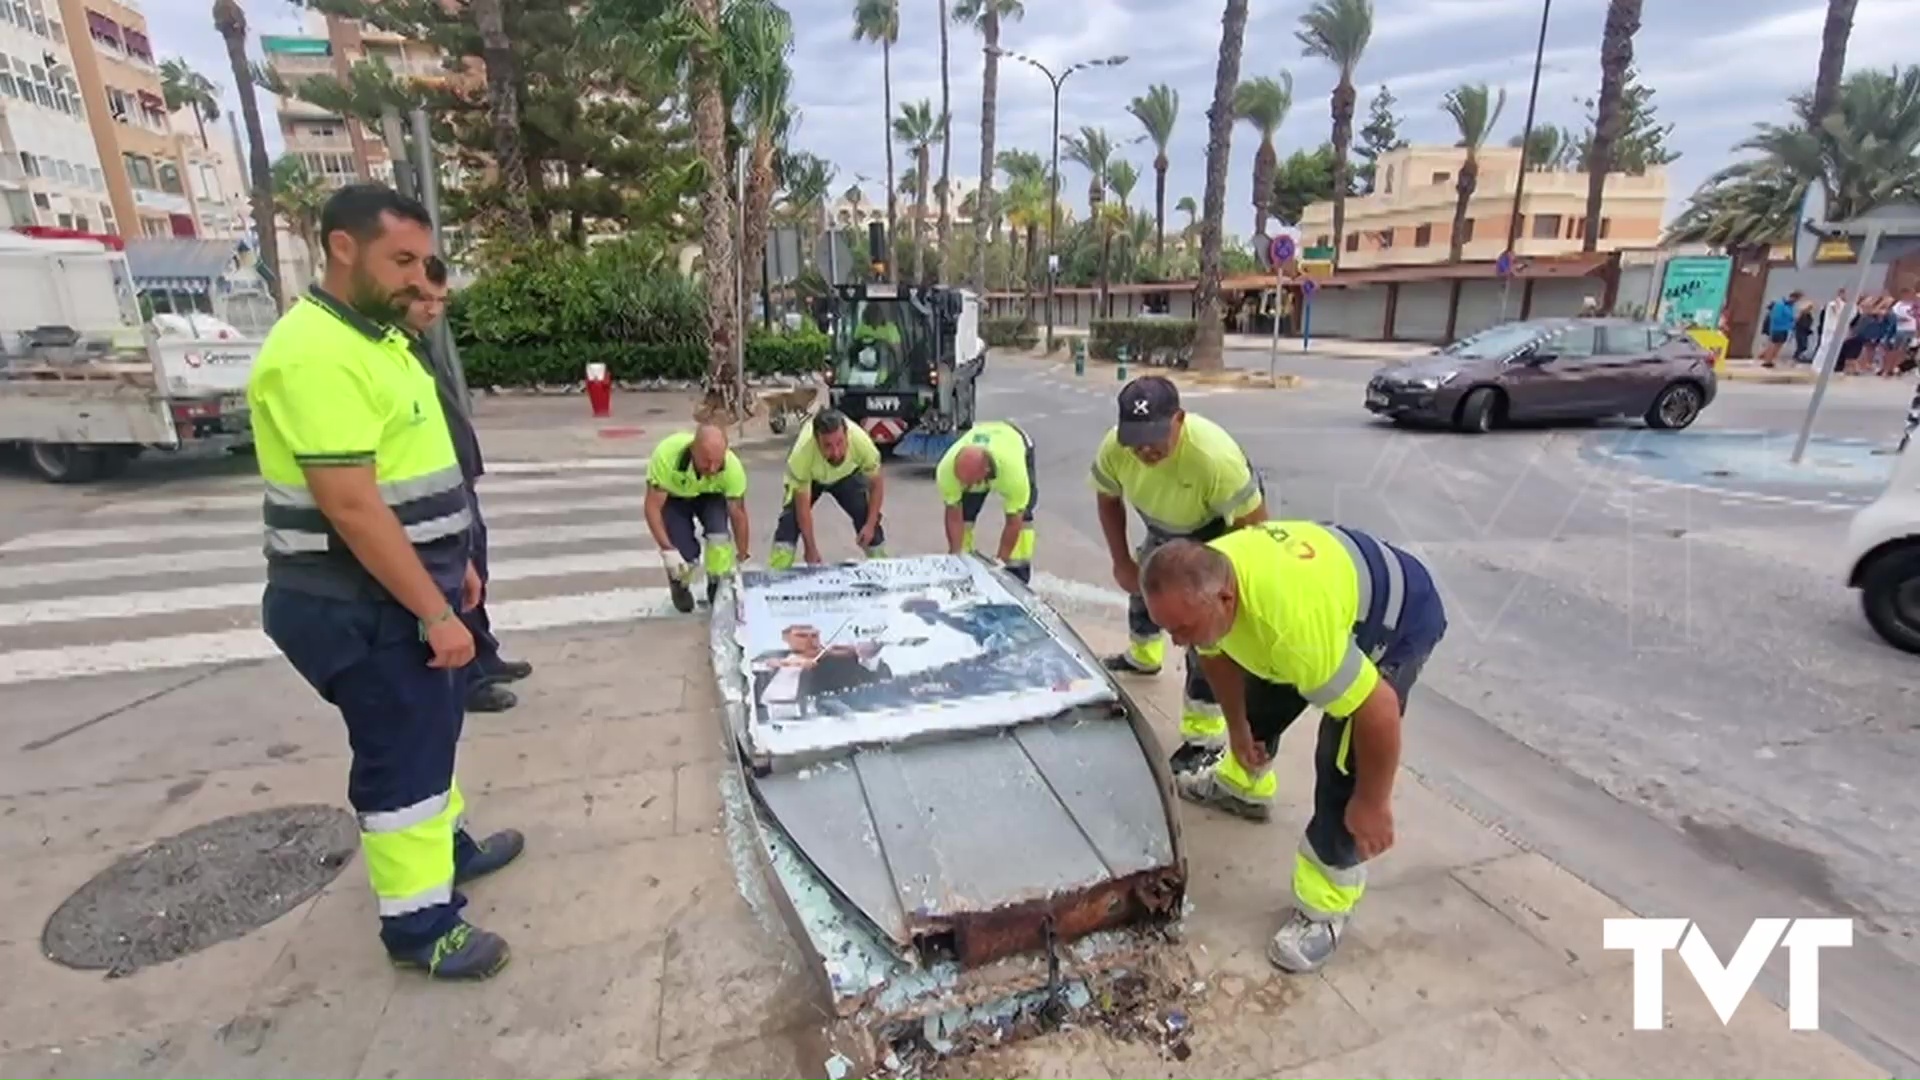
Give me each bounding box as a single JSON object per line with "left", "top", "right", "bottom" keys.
{"left": 262, "top": 7, "right": 448, "bottom": 190}
{"left": 1298, "top": 145, "right": 1668, "bottom": 270}
{"left": 168, "top": 103, "right": 247, "bottom": 238}
{"left": 0, "top": 0, "right": 111, "bottom": 231}
{"left": 54, "top": 0, "right": 194, "bottom": 237}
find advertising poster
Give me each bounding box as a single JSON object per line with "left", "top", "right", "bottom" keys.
{"left": 736, "top": 556, "right": 1112, "bottom": 756}
{"left": 1656, "top": 256, "right": 1734, "bottom": 332}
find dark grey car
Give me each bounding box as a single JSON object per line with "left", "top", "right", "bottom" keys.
{"left": 1364, "top": 318, "right": 1719, "bottom": 433}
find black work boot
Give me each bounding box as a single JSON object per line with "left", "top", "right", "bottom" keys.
{"left": 485, "top": 658, "right": 533, "bottom": 683}
{"left": 668, "top": 576, "right": 696, "bottom": 614}
{"left": 389, "top": 922, "right": 511, "bottom": 981}
{"left": 466, "top": 682, "right": 517, "bottom": 713}
{"left": 706, "top": 577, "right": 720, "bottom": 606}
{"left": 454, "top": 828, "right": 526, "bottom": 886}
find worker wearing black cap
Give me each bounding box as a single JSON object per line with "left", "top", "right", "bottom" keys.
{"left": 1088, "top": 375, "right": 1268, "bottom": 773}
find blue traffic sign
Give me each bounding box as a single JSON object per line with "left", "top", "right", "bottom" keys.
{"left": 1270, "top": 234, "right": 1295, "bottom": 265}
{"left": 1301, "top": 277, "right": 1318, "bottom": 298}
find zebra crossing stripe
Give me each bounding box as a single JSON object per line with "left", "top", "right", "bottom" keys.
{"left": 0, "top": 586, "right": 681, "bottom": 686}
{"left": 84, "top": 468, "right": 648, "bottom": 518}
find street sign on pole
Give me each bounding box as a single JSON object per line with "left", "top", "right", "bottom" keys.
{"left": 1270, "top": 234, "right": 1295, "bottom": 267}
{"left": 1496, "top": 250, "right": 1514, "bottom": 277}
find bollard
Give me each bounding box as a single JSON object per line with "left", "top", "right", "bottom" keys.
{"left": 1116, "top": 344, "right": 1130, "bottom": 382}
{"left": 1072, "top": 338, "right": 1086, "bottom": 376}
{"left": 585, "top": 362, "right": 612, "bottom": 418}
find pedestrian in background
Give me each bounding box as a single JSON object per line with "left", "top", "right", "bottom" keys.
{"left": 1758, "top": 289, "right": 1801, "bottom": 367}
{"left": 404, "top": 255, "right": 533, "bottom": 712}
{"left": 1792, "top": 299, "right": 1815, "bottom": 363}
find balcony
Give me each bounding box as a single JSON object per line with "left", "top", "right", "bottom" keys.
{"left": 133, "top": 186, "right": 190, "bottom": 214}
{"left": 269, "top": 54, "right": 336, "bottom": 78}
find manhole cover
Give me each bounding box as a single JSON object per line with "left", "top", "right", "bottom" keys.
{"left": 42, "top": 804, "right": 357, "bottom": 976}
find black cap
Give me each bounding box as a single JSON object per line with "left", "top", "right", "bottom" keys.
{"left": 1116, "top": 375, "right": 1181, "bottom": 446}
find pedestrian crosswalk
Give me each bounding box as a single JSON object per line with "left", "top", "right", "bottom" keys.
{"left": 0, "top": 458, "right": 683, "bottom": 687}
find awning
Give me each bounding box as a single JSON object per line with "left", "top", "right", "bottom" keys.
{"left": 85, "top": 11, "right": 121, "bottom": 42}
{"left": 124, "top": 238, "right": 240, "bottom": 294}
{"left": 137, "top": 89, "right": 167, "bottom": 114}
{"left": 123, "top": 29, "right": 152, "bottom": 59}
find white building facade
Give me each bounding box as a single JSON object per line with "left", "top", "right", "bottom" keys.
{"left": 0, "top": 0, "right": 110, "bottom": 231}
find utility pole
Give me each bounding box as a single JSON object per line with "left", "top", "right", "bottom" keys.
{"left": 987, "top": 47, "right": 1127, "bottom": 354}
{"left": 1502, "top": 0, "right": 1552, "bottom": 321}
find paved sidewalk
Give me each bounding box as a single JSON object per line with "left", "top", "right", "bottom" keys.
{"left": 0, "top": 607, "right": 1886, "bottom": 1078}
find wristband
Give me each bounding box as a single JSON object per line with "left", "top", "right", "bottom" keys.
{"left": 418, "top": 605, "right": 455, "bottom": 641}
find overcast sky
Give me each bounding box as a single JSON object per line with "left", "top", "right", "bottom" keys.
{"left": 152, "top": 0, "right": 1919, "bottom": 234}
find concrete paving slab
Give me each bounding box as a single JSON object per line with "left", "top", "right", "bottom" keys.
{"left": 672, "top": 760, "right": 726, "bottom": 836}
{"left": 1455, "top": 851, "right": 1636, "bottom": 975}
{"left": 252, "top": 879, "right": 398, "bottom": 1003}
{"left": 654, "top": 885, "right": 826, "bottom": 1065}
{"left": 1317, "top": 871, "right": 1585, "bottom": 1032}
{"left": 469, "top": 769, "right": 679, "bottom": 857}
{"left": 354, "top": 938, "right": 666, "bottom": 1080}
{"left": 0, "top": 775, "right": 205, "bottom": 859}
{"left": 1287, "top": 1006, "right": 1574, "bottom": 1079}
{"left": 651, "top": 1026, "right": 826, "bottom": 1080}
{"left": 148, "top": 757, "right": 346, "bottom": 839}
{"left": 460, "top": 834, "right": 719, "bottom": 955}
{"left": 1499, "top": 960, "right": 1889, "bottom": 1079}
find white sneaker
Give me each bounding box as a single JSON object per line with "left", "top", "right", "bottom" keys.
{"left": 1267, "top": 908, "right": 1346, "bottom": 973}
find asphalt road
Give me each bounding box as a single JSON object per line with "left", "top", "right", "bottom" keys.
{"left": 969, "top": 348, "right": 1920, "bottom": 976}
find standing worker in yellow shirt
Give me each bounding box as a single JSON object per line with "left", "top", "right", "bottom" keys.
{"left": 936, "top": 420, "right": 1037, "bottom": 583}
{"left": 644, "top": 424, "right": 751, "bottom": 611}
{"left": 1091, "top": 375, "right": 1267, "bottom": 773}
{"left": 769, "top": 410, "right": 889, "bottom": 568}
{"left": 1138, "top": 522, "right": 1448, "bottom": 973}
{"left": 249, "top": 184, "right": 522, "bottom": 981}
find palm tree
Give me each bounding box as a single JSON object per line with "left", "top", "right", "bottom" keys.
{"left": 1811, "top": 0, "right": 1859, "bottom": 125}
{"left": 211, "top": 0, "right": 280, "bottom": 310}
{"left": 778, "top": 152, "right": 835, "bottom": 276}
{"left": 1233, "top": 73, "right": 1292, "bottom": 237}
{"left": 954, "top": 0, "right": 1025, "bottom": 293}
{"left": 1126, "top": 83, "right": 1179, "bottom": 259}
{"left": 1668, "top": 67, "right": 1920, "bottom": 247}
{"left": 893, "top": 100, "right": 944, "bottom": 284}
{"left": 1193, "top": 0, "right": 1250, "bottom": 372}
{"left": 728, "top": 0, "right": 795, "bottom": 313}
{"left": 1296, "top": 0, "right": 1372, "bottom": 269}
{"left": 1003, "top": 174, "right": 1048, "bottom": 306}
{"left": 158, "top": 59, "right": 220, "bottom": 149}
{"left": 1441, "top": 82, "right": 1507, "bottom": 264}
{"left": 1062, "top": 126, "right": 1114, "bottom": 224}
{"left": 1100, "top": 160, "right": 1139, "bottom": 312}
{"left": 271, "top": 155, "right": 327, "bottom": 279}
{"left": 1583, "top": 0, "right": 1642, "bottom": 253}
{"left": 935, "top": 0, "right": 953, "bottom": 279}
{"left": 684, "top": 0, "right": 742, "bottom": 411}
{"left": 472, "top": 0, "right": 532, "bottom": 240}
{"left": 852, "top": 0, "right": 901, "bottom": 283}
{"left": 1176, "top": 194, "right": 1198, "bottom": 237}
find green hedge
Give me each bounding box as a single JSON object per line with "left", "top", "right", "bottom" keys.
{"left": 1089, "top": 318, "right": 1198, "bottom": 368}
{"left": 981, "top": 316, "right": 1037, "bottom": 349}
{"left": 449, "top": 242, "right": 830, "bottom": 386}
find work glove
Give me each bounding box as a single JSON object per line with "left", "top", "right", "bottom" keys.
{"left": 660, "top": 548, "right": 690, "bottom": 581}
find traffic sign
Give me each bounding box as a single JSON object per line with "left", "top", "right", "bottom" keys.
{"left": 1301, "top": 278, "right": 1318, "bottom": 298}
{"left": 1270, "top": 234, "right": 1295, "bottom": 266}
{"left": 1495, "top": 250, "right": 1514, "bottom": 277}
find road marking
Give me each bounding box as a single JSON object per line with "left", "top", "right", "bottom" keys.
{"left": 83, "top": 468, "right": 646, "bottom": 518}
{"left": 1032, "top": 572, "right": 1128, "bottom": 611}
{"left": 0, "top": 587, "right": 683, "bottom": 686}
{"left": 1617, "top": 474, "right": 1867, "bottom": 512}
{"left": 481, "top": 457, "right": 651, "bottom": 475}
{"left": 0, "top": 549, "right": 668, "bottom": 628}
{"left": 0, "top": 518, "right": 652, "bottom": 591}
{"left": 0, "top": 493, "right": 643, "bottom": 552}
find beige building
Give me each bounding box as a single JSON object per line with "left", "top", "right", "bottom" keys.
{"left": 55, "top": 0, "right": 190, "bottom": 237}
{"left": 166, "top": 105, "right": 247, "bottom": 238}
{"left": 1299, "top": 145, "right": 1667, "bottom": 270}
{"left": 262, "top": 8, "right": 449, "bottom": 190}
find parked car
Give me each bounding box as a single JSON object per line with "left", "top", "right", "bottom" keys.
{"left": 1364, "top": 318, "right": 1718, "bottom": 433}
{"left": 1843, "top": 434, "right": 1920, "bottom": 653}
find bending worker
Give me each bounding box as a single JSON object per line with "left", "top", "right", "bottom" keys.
{"left": 936, "top": 420, "right": 1037, "bottom": 583}
{"left": 1137, "top": 522, "right": 1448, "bottom": 975}
{"left": 644, "top": 424, "right": 750, "bottom": 612}
{"left": 249, "top": 183, "right": 521, "bottom": 981}
{"left": 1091, "top": 375, "right": 1266, "bottom": 774}
{"left": 770, "top": 410, "right": 888, "bottom": 568}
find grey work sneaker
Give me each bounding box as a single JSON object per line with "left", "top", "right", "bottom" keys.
{"left": 1266, "top": 909, "right": 1346, "bottom": 974}
{"left": 1102, "top": 652, "right": 1162, "bottom": 676}
{"left": 1174, "top": 767, "right": 1272, "bottom": 822}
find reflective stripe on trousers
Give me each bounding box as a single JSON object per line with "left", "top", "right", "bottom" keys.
{"left": 1293, "top": 834, "right": 1366, "bottom": 919}
{"left": 361, "top": 779, "right": 466, "bottom": 916}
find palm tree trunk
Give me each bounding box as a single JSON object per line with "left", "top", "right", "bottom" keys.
{"left": 1329, "top": 75, "right": 1356, "bottom": 269}
{"left": 1449, "top": 158, "right": 1477, "bottom": 264}
{"left": 217, "top": 13, "right": 280, "bottom": 310}
{"left": 688, "top": 0, "right": 741, "bottom": 416}
{"left": 914, "top": 147, "right": 930, "bottom": 284}
{"left": 474, "top": 0, "right": 533, "bottom": 240}
{"left": 1193, "top": 0, "right": 1249, "bottom": 371}
{"left": 192, "top": 103, "right": 209, "bottom": 149}
{"left": 1811, "top": 0, "right": 1857, "bottom": 126}
{"left": 1099, "top": 220, "right": 1113, "bottom": 318}
{"left": 936, "top": 0, "right": 953, "bottom": 280}
{"left": 973, "top": 10, "right": 1000, "bottom": 294}
{"left": 1153, "top": 153, "right": 1168, "bottom": 259}
{"left": 1252, "top": 140, "right": 1274, "bottom": 236}
{"left": 1583, "top": 0, "right": 1641, "bottom": 253}
{"left": 742, "top": 130, "right": 777, "bottom": 330}
{"left": 1024, "top": 221, "right": 1038, "bottom": 315}
{"left": 882, "top": 42, "right": 898, "bottom": 285}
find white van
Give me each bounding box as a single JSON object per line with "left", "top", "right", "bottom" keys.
{"left": 1845, "top": 424, "right": 1920, "bottom": 653}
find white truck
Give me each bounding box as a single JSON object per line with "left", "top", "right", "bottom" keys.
{"left": 0, "top": 231, "right": 267, "bottom": 483}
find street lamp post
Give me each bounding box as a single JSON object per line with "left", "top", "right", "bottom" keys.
{"left": 986, "top": 47, "right": 1127, "bottom": 354}
{"left": 1502, "top": 0, "right": 1553, "bottom": 321}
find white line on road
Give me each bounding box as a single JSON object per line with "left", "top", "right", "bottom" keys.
{"left": 0, "top": 518, "right": 651, "bottom": 591}
{"left": 0, "top": 549, "right": 667, "bottom": 628}
{"left": 0, "top": 493, "right": 644, "bottom": 552}
{"left": 1031, "top": 572, "right": 1128, "bottom": 611}
{"left": 83, "top": 467, "right": 647, "bottom": 518}
{"left": 0, "top": 587, "right": 682, "bottom": 686}
{"left": 1619, "top": 474, "right": 1866, "bottom": 512}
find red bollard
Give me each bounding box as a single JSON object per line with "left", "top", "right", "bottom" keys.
{"left": 585, "top": 362, "right": 612, "bottom": 418}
